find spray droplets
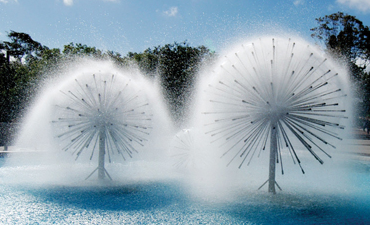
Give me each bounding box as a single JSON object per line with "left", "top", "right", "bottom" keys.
{"left": 52, "top": 72, "right": 152, "bottom": 179}
{"left": 204, "top": 37, "right": 349, "bottom": 175}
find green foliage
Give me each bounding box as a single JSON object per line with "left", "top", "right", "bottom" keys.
{"left": 0, "top": 31, "right": 45, "bottom": 124}
{"left": 0, "top": 30, "right": 215, "bottom": 129}
{"left": 3, "top": 31, "right": 44, "bottom": 64}
{"left": 128, "top": 41, "right": 215, "bottom": 126}
{"left": 0, "top": 62, "right": 38, "bottom": 123}
{"left": 128, "top": 48, "right": 159, "bottom": 77}
{"left": 0, "top": 32, "right": 130, "bottom": 144}
{"left": 158, "top": 42, "right": 213, "bottom": 124}
{"left": 311, "top": 12, "right": 370, "bottom": 68}
{"left": 62, "top": 43, "right": 131, "bottom": 68}
{"left": 311, "top": 12, "right": 370, "bottom": 116}
{"left": 106, "top": 51, "right": 130, "bottom": 68}
{"left": 63, "top": 42, "right": 103, "bottom": 58}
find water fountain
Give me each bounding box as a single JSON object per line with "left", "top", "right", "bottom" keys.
{"left": 51, "top": 72, "right": 152, "bottom": 180}
{"left": 0, "top": 37, "right": 369, "bottom": 224}
{"left": 199, "top": 37, "right": 350, "bottom": 194}
{"left": 4, "top": 59, "right": 172, "bottom": 184}
{"left": 170, "top": 128, "right": 212, "bottom": 169}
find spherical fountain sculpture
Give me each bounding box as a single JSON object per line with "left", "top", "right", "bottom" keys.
{"left": 170, "top": 128, "right": 211, "bottom": 170}
{"left": 51, "top": 71, "right": 152, "bottom": 180}
{"left": 202, "top": 37, "right": 350, "bottom": 194}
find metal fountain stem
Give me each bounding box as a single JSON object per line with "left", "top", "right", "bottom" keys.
{"left": 269, "top": 118, "right": 277, "bottom": 194}
{"left": 98, "top": 126, "right": 106, "bottom": 180}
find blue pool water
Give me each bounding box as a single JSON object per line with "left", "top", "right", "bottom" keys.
{"left": 1, "top": 157, "right": 370, "bottom": 224}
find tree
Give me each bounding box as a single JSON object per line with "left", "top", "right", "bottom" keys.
{"left": 106, "top": 51, "right": 130, "bottom": 68}
{"left": 311, "top": 12, "right": 370, "bottom": 116}
{"left": 62, "top": 43, "right": 132, "bottom": 68}
{"left": 128, "top": 42, "right": 215, "bottom": 126}
{"left": 127, "top": 47, "right": 160, "bottom": 77}
{"left": 3, "top": 31, "right": 44, "bottom": 64}
{"left": 0, "top": 32, "right": 131, "bottom": 146}
{"left": 311, "top": 12, "right": 370, "bottom": 65}
{"left": 63, "top": 42, "right": 104, "bottom": 59}
{"left": 0, "top": 31, "right": 48, "bottom": 128}
{"left": 0, "top": 43, "right": 6, "bottom": 66}
{"left": 0, "top": 30, "right": 215, "bottom": 140}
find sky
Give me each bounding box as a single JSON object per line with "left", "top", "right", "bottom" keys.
{"left": 1, "top": 0, "right": 370, "bottom": 55}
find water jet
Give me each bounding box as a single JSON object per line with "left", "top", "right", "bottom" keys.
{"left": 201, "top": 37, "right": 350, "bottom": 194}
{"left": 51, "top": 72, "right": 152, "bottom": 180}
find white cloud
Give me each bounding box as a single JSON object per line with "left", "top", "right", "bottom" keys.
{"left": 336, "top": 0, "right": 370, "bottom": 13}
{"left": 163, "top": 6, "right": 178, "bottom": 17}
{"left": 61, "top": 0, "right": 119, "bottom": 6}
{"left": 327, "top": 4, "right": 335, "bottom": 11}
{"left": 293, "top": 0, "right": 304, "bottom": 6}
{"left": 63, "top": 0, "right": 73, "bottom": 6}
{"left": 0, "top": 0, "right": 18, "bottom": 3}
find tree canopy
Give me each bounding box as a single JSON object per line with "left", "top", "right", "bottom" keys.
{"left": 127, "top": 42, "right": 215, "bottom": 125}
{"left": 311, "top": 12, "right": 370, "bottom": 116}
{"left": 3, "top": 31, "right": 44, "bottom": 64}
{"left": 311, "top": 12, "right": 370, "bottom": 65}
{"left": 0, "top": 32, "right": 215, "bottom": 132}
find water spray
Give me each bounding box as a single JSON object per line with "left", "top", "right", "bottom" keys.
{"left": 204, "top": 37, "right": 349, "bottom": 193}
{"left": 52, "top": 72, "right": 152, "bottom": 180}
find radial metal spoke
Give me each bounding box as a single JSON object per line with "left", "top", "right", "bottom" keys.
{"left": 204, "top": 37, "right": 348, "bottom": 193}
{"left": 53, "top": 72, "right": 152, "bottom": 180}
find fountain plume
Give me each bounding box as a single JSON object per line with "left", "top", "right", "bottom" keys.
{"left": 51, "top": 72, "right": 152, "bottom": 180}
{"left": 202, "top": 37, "right": 350, "bottom": 193}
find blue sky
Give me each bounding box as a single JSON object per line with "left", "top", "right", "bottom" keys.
{"left": 1, "top": 0, "right": 370, "bottom": 55}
